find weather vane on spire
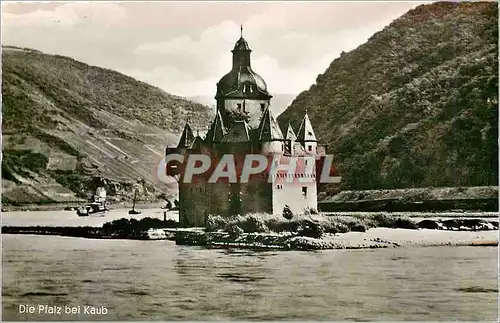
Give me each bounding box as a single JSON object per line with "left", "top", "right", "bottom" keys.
{"left": 240, "top": 24, "right": 243, "bottom": 37}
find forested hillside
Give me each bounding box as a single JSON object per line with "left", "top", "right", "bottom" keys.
{"left": 278, "top": 2, "right": 498, "bottom": 193}
{"left": 2, "top": 47, "right": 213, "bottom": 204}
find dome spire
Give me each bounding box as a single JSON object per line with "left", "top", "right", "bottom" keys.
{"left": 240, "top": 24, "right": 243, "bottom": 38}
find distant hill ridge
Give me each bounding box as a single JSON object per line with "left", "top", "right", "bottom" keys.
{"left": 278, "top": 1, "right": 498, "bottom": 194}
{"left": 2, "top": 46, "right": 213, "bottom": 204}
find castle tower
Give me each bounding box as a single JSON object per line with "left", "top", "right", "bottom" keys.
{"left": 297, "top": 112, "right": 317, "bottom": 154}
{"left": 215, "top": 26, "right": 272, "bottom": 129}
{"left": 257, "top": 107, "right": 285, "bottom": 155}
{"left": 177, "top": 122, "right": 195, "bottom": 148}
{"left": 166, "top": 27, "right": 331, "bottom": 226}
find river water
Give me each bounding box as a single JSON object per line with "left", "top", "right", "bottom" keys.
{"left": 2, "top": 233, "right": 498, "bottom": 321}
{"left": 1, "top": 209, "right": 179, "bottom": 227}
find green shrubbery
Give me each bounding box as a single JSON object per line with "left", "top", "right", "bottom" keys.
{"left": 102, "top": 217, "right": 178, "bottom": 237}
{"left": 205, "top": 212, "right": 418, "bottom": 238}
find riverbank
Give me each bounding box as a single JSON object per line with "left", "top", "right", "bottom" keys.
{"left": 174, "top": 228, "right": 499, "bottom": 250}
{"left": 173, "top": 213, "right": 499, "bottom": 250}
{"left": 3, "top": 212, "right": 498, "bottom": 250}
{"left": 3, "top": 225, "right": 497, "bottom": 249}
{"left": 318, "top": 186, "right": 498, "bottom": 212}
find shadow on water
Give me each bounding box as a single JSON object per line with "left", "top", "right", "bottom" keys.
{"left": 113, "top": 289, "right": 150, "bottom": 296}
{"left": 344, "top": 318, "right": 372, "bottom": 322}
{"left": 390, "top": 256, "right": 409, "bottom": 261}
{"left": 219, "top": 249, "right": 282, "bottom": 257}
{"left": 456, "top": 287, "right": 498, "bottom": 293}
{"left": 216, "top": 273, "right": 266, "bottom": 283}
{"left": 21, "top": 292, "right": 68, "bottom": 297}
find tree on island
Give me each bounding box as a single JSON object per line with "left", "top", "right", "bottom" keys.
{"left": 282, "top": 205, "right": 293, "bottom": 221}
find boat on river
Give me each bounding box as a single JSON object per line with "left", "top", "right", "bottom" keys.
{"left": 77, "top": 187, "right": 109, "bottom": 217}
{"left": 128, "top": 190, "right": 141, "bottom": 215}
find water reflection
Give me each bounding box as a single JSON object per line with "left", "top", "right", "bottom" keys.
{"left": 2, "top": 235, "right": 498, "bottom": 321}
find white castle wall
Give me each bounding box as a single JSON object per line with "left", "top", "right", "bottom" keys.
{"left": 271, "top": 156, "right": 318, "bottom": 215}
{"left": 302, "top": 141, "right": 317, "bottom": 154}
{"left": 272, "top": 179, "right": 317, "bottom": 215}
{"left": 261, "top": 141, "right": 285, "bottom": 155}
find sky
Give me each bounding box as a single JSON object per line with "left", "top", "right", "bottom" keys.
{"left": 2, "top": 1, "right": 430, "bottom": 97}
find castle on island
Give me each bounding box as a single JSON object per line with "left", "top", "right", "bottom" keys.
{"left": 166, "top": 27, "right": 333, "bottom": 227}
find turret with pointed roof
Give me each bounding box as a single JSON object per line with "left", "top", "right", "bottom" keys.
{"left": 297, "top": 112, "right": 317, "bottom": 143}
{"left": 177, "top": 122, "right": 195, "bottom": 148}
{"left": 206, "top": 111, "right": 227, "bottom": 144}
{"left": 257, "top": 107, "right": 284, "bottom": 141}
{"left": 297, "top": 112, "right": 317, "bottom": 154}
{"left": 285, "top": 122, "right": 297, "bottom": 141}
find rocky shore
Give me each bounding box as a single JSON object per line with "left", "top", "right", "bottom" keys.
{"left": 174, "top": 227, "right": 499, "bottom": 250}
{"left": 173, "top": 214, "right": 499, "bottom": 250}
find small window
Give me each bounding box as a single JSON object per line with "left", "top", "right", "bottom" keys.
{"left": 260, "top": 103, "right": 265, "bottom": 112}
{"left": 302, "top": 187, "right": 307, "bottom": 197}
{"left": 281, "top": 144, "right": 284, "bottom": 151}
{"left": 237, "top": 103, "right": 242, "bottom": 111}
{"left": 308, "top": 145, "right": 312, "bottom": 151}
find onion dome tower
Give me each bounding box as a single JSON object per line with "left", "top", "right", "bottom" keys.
{"left": 215, "top": 26, "right": 272, "bottom": 128}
